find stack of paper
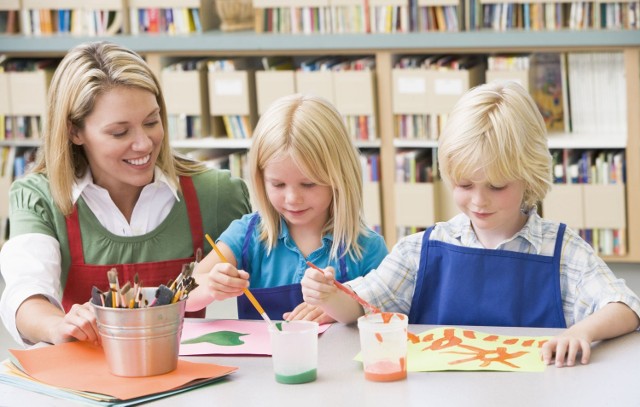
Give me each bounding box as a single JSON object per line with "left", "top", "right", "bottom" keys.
{"left": 0, "top": 341, "right": 237, "bottom": 406}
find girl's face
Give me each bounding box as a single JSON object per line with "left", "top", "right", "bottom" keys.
{"left": 263, "top": 155, "right": 333, "bottom": 234}
{"left": 453, "top": 169, "right": 527, "bottom": 246}
{"left": 72, "top": 86, "right": 163, "bottom": 196}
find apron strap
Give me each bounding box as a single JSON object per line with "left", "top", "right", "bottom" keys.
{"left": 179, "top": 176, "right": 204, "bottom": 256}
{"left": 65, "top": 207, "right": 86, "bottom": 265}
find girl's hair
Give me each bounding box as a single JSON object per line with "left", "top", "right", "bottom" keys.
{"left": 32, "top": 41, "right": 206, "bottom": 215}
{"left": 438, "top": 81, "right": 552, "bottom": 210}
{"left": 248, "top": 93, "right": 368, "bottom": 260}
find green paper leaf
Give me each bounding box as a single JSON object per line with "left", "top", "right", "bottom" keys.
{"left": 181, "top": 330, "right": 249, "bottom": 346}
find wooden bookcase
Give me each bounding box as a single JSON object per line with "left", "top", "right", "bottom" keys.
{"left": 0, "top": 31, "right": 638, "bottom": 262}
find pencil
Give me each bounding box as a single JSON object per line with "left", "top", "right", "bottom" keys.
{"left": 205, "top": 234, "right": 274, "bottom": 326}
{"left": 306, "top": 261, "right": 381, "bottom": 313}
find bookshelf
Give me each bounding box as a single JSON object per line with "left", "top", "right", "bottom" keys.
{"left": 0, "top": 31, "right": 639, "bottom": 262}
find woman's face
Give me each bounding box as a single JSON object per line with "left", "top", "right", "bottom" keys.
{"left": 72, "top": 86, "right": 163, "bottom": 195}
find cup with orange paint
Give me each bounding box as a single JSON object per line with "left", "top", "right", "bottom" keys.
{"left": 357, "top": 312, "right": 408, "bottom": 382}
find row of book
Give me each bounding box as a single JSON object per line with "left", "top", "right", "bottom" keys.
{"left": 253, "top": 0, "right": 638, "bottom": 33}
{"left": 479, "top": 2, "right": 638, "bottom": 31}
{"left": 21, "top": 8, "right": 123, "bottom": 35}
{"left": 0, "top": 0, "right": 215, "bottom": 36}
{"left": 129, "top": 7, "right": 202, "bottom": 35}
{"left": 552, "top": 149, "right": 625, "bottom": 185}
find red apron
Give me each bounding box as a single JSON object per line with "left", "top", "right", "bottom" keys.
{"left": 62, "top": 176, "right": 206, "bottom": 318}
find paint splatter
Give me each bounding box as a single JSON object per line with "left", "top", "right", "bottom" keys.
{"left": 181, "top": 330, "right": 249, "bottom": 346}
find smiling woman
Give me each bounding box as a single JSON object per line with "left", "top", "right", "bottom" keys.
{"left": 0, "top": 41, "right": 252, "bottom": 349}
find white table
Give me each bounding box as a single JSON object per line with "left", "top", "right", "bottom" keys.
{"left": 2, "top": 322, "right": 639, "bottom": 406}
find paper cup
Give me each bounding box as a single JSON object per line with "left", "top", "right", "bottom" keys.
{"left": 268, "top": 320, "right": 319, "bottom": 384}
{"left": 357, "top": 312, "right": 408, "bottom": 382}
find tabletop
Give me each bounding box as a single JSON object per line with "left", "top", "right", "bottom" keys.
{"left": 2, "top": 321, "right": 639, "bottom": 407}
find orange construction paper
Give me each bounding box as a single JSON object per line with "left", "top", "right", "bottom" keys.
{"left": 10, "top": 341, "right": 237, "bottom": 400}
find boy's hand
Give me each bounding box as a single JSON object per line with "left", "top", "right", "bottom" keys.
{"left": 300, "top": 266, "right": 337, "bottom": 306}
{"left": 206, "top": 262, "right": 250, "bottom": 301}
{"left": 541, "top": 333, "right": 591, "bottom": 367}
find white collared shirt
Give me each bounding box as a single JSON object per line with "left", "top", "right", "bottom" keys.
{"left": 0, "top": 168, "right": 180, "bottom": 346}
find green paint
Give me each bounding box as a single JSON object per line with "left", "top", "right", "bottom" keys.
{"left": 275, "top": 368, "right": 317, "bottom": 384}
{"left": 181, "top": 330, "right": 248, "bottom": 346}
{"left": 275, "top": 322, "right": 283, "bottom": 331}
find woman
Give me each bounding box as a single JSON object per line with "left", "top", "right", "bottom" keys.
{"left": 0, "top": 41, "right": 251, "bottom": 347}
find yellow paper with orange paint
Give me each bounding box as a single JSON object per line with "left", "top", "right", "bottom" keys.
{"left": 406, "top": 327, "right": 551, "bottom": 372}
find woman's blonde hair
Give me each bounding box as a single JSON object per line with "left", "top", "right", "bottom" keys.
{"left": 32, "top": 41, "right": 206, "bottom": 215}
{"left": 249, "top": 93, "right": 368, "bottom": 260}
{"left": 438, "top": 81, "right": 552, "bottom": 210}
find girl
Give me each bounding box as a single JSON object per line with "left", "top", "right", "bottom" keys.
{"left": 187, "top": 94, "right": 388, "bottom": 322}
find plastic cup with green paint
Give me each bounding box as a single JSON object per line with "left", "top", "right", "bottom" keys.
{"left": 268, "top": 320, "right": 319, "bottom": 384}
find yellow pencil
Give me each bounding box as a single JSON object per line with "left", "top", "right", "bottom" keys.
{"left": 205, "top": 234, "right": 273, "bottom": 326}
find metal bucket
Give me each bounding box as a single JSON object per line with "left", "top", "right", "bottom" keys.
{"left": 91, "top": 287, "right": 186, "bottom": 377}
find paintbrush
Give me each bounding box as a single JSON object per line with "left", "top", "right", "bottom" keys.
{"left": 205, "top": 234, "right": 274, "bottom": 327}
{"left": 107, "top": 269, "right": 119, "bottom": 308}
{"left": 306, "top": 261, "right": 381, "bottom": 313}
{"left": 119, "top": 282, "right": 131, "bottom": 308}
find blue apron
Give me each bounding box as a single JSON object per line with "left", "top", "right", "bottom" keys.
{"left": 409, "top": 224, "right": 567, "bottom": 328}
{"left": 237, "top": 214, "right": 348, "bottom": 320}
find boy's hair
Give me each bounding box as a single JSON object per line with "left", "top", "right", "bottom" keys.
{"left": 438, "top": 81, "right": 552, "bottom": 209}
{"left": 249, "top": 93, "right": 368, "bottom": 260}
{"left": 32, "top": 41, "right": 206, "bottom": 216}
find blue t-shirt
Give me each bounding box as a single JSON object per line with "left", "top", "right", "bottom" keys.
{"left": 219, "top": 213, "right": 388, "bottom": 289}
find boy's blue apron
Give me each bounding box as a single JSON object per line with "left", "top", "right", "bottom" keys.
{"left": 409, "top": 224, "right": 567, "bottom": 328}
{"left": 237, "top": 213, "right": 347, "bottom": 320}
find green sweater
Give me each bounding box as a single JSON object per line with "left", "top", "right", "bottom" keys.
{"left": 8, "top": 169, "right": 251, "bottom": 288}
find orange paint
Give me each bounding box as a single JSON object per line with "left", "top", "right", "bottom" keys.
{"left": 483, "top": 335, "right": 499, "bottom": 342}
{"left": 381, "top": 312, "right": 394, "bottom": 323}
{"left": 522, "top": 339, "right": 535, "bottom": 347}
{"left": 407, "top": 332, "right": 420, "bottom": 344}
{"left": 375, "top": 332, "right": 384, "bottom": 343}
{"left": 364, "top": 359, "right": 407, "bottom": 382}
{"left": 503, "top": 338, "right": 518, "bottom": 345}
{"left": 463, "top": 330, "right": 476, "bottom": 339}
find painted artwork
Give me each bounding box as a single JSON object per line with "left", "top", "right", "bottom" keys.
{"left": 179, "top": 319, "right": 331, "bottom": 356}
{"left": 406, "top": 327, "right": 551, "bottom": 372}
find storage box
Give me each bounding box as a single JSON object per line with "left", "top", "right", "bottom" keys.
{"left": 255, "top": 70, "right": 295, "bottom": 115}
{"left": 394, "top": 182, "right": 435, "bottom": 227}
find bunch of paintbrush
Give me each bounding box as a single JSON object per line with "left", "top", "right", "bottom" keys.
{"left": 91, "top": 264, "right": 198, "bottom": 308}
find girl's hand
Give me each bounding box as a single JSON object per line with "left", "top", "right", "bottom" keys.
{"left": 284, "top": 302, "right": 336, "bottom": 324}
{"left": 49, "top": 302, "right": 100, "bottom": 345}
{"left": 541, "top": 333, "right": 591, "bottom": 367}
{"left": 206, "top": 262, "right": 250, "bottom": 301}
{"left": 300, "top": 266, "right": 337, "bottom": 306}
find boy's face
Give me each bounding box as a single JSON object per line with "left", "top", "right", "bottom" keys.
{"left": 452, "top": 169, "right": 527, "bottom": 246}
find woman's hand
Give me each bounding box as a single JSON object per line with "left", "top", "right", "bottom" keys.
{"left": 48, "top": 301, "right": 100, "bottom": 345}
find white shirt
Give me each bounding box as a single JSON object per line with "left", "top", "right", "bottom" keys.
{"left": 0, "top": 168, "right": 179, "bottom": 346}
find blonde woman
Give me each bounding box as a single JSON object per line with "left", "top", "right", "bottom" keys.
{"left": 302, "top": 81, "right": 640, "bottom": 367}
{"left": 0, "top": 41, "right": 251, "bottom": 347}
{"left": 188, "top": 93, "right": 387, "bottom": 322}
